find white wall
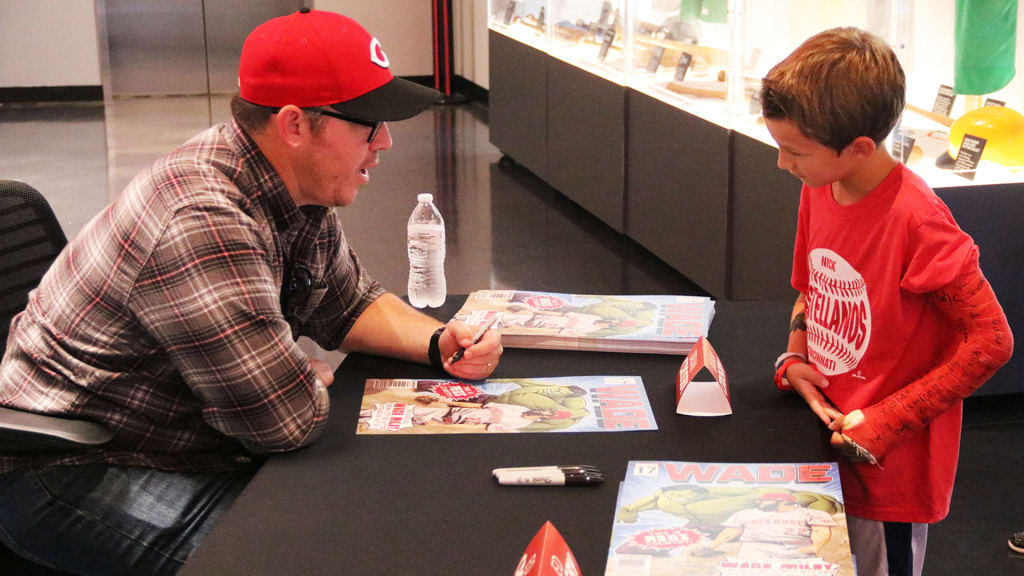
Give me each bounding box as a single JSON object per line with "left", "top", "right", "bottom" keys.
{"left": 455, "top": 0, "right": 491, "bottom": 90}
{"left": 0, "top": 0, "right": 101, "bottom": 87}
{"left": 0, "top": 0, "right": 490, "bottom": 92}
{"left": 313, "top": 0, "right": 434, "bottom": 77}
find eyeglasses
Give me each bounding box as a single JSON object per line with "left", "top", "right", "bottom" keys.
{"left": 268, "top": 106, "right": 383, "bottom": 143}
{"left": 315, "top": 109, "right": 383, "bottom": 143}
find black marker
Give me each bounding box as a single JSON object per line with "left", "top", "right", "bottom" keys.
{"left": 493, "top": 465, "right": 603, "bottom": 486}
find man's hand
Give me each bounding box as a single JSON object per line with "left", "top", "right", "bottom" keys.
{"left": 308, "top": 358, "right": 335, "bottom": 388}
{"left": 786, "top": 363, "right": 843, "bottom": 427}
{"left": 439, "top": 319, "right": 503, "bottom": 380}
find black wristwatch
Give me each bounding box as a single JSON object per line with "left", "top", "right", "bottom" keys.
{"left": 428, "top": 326, "right": 446, "bottom": 371}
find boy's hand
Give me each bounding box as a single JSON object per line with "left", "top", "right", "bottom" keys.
{"left": 828, "top": 410, "right": 880, "bottom": 465}
{"left": 786, "top": 363, "right": 843, "bottom": 427}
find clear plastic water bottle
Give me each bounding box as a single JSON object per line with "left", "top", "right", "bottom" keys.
{"left": 407, "top": 193, "right": 446, "bottom": 308}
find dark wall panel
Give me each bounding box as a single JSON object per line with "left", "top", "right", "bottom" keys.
{"left": 626, "top": 90, "right": 729, "bottom": 297}
{"left": 936, "top": 183, "right": 1022, "bottom": 396}
{"left": 728, "top": 132, "right": 801, "bottom": 303}
{"left": 488, "top": 31, "right": 549, "bottom": 179}
{"left": 546, "top": 59, "right": 625, "bottom": 232}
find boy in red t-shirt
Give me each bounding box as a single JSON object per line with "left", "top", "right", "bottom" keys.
{"left": 760, "top": 27, "right": 1013, "bottom": 576}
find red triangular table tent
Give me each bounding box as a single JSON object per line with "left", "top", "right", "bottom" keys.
{"left": 676, "top": 336, "right": 732, "bottom": 416}
{"left": 514, "top": 521, "right": 582, "bottom": 576}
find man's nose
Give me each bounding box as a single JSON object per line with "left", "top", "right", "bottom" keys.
{"left": 372, "top": 122, "right": 393, "bottom": 150}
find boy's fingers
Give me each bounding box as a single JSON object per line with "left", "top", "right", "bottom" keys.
{"left": 810, "top": 401, "right": 837, "bottom": 427}
{"left": 812, "top": 372, "right": 830, "bottom": 389}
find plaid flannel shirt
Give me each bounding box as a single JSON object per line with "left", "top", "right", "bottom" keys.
{"left": 0, "top": 121, "right": 384, "bottom": 472}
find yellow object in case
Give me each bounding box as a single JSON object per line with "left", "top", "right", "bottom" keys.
{"left": 948, "top": 106, "right": 1024, "bottom": 169}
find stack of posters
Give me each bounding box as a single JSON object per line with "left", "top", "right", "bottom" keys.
{"left": 357, "top": 376, "right": 657, "bottom": 434}
{"left": 451, "top": 291, "right": 716, "bottom": 355}
{"left": 606, "top": 461, "right": 856, "bottom": 576}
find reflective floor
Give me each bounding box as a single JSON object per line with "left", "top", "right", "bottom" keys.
{"left": 1, "top": 97, "right": 1021, "bottom": 576}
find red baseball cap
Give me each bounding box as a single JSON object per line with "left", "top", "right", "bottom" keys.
{"left": 239, "top": 8, "right": 440, "bottom": 121}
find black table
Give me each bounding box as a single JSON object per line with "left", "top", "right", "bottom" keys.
{"left": 182, "top": 299, "right": 832, "bottom": 575}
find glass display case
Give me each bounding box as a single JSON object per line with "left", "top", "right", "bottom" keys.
{"left": 729, "top": 1, "right": 884, "bottom": 141}
{"left": 490, "top": 0, "right": 1023, "bottom": 189}
{"left": 626, "top": 0, "right": 736, "bottom": 127}
{"left": 544, "top": 0, "right": 628, "bottom": 84}
{"left": 888, "top": 0, "right": 1024, "bottom": 187}
{"left": 489, "top": 0, "right": 629, "bottom": 84}
{"left": 488, "top": 0, "right": 549, "bottom": 51}
{"left": 733, "top": 0, "right": 1023, "bottom": 188}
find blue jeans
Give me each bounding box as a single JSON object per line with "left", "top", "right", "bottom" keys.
{"left": 846, "top": 514, "right": 928, "bottom": 576}
{"left": 0, "top": 465, "right": 254, "bottom": 575}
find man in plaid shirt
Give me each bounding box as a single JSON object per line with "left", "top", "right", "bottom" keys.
{"left": 0, "top": 10, "right": 502, "bottom": 575}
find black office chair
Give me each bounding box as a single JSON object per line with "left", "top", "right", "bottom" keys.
{"left": 0, "top": 179, "right": 113, "bottom": 451}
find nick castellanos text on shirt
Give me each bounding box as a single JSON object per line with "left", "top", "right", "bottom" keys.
{"left": 806, "top": 253, "right": 869, "bottom": 374}
{"left": 592, "top": 380, "right": 654, "bottom": 430}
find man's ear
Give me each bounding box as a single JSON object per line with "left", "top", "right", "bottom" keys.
{"left": 842, "top": 136, "right": 878, "bottom": 160}
{"left": 274, "top": 105, "right": 308, "bottom": 148}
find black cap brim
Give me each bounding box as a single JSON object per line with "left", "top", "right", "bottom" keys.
{"left": 328, "top": 77, "right": 442, "bottom": 122}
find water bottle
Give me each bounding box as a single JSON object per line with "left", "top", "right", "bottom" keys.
{"left": 407, "top": 193, "right": 446, "bottom": 308}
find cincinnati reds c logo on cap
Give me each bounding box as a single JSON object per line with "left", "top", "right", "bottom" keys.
{"left": 369, "top": 37, "right": 390, "bottom": 68}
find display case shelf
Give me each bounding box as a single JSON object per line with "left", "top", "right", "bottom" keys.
{"left": 488, "top": 0, "right": 549, "bottom": 51}
{"left": 626, "top": 0, "right": 735, "bottom": 129}
{"left": 548, "top": 0, "right": 628, "bottom": 85}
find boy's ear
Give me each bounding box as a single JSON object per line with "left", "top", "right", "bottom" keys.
{"left": 843, "top": 136, "right": 878, "bottom": 159}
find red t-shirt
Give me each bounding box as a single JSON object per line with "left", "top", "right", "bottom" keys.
{"left": 791, "top": 164, "right": 976, "bottom": 523}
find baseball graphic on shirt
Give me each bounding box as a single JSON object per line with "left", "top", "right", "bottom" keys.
{"left": 805, "top": 248, "right": 871, "bottom": 376}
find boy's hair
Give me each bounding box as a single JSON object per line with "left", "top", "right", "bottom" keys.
{"left": 761, "top": 27, "right": 905, "bottom": 152}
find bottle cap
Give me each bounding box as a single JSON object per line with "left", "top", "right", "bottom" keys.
{"left": 417, "top": 193, "right": 433, "bottom": 203}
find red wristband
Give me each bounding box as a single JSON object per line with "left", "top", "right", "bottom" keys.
{"left": 774, "top": 357, "right": 804, "bottom": 390}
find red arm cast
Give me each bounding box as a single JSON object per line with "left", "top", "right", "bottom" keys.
{"left": 842, "top": 260, "right": 1014, "bottom": 459}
